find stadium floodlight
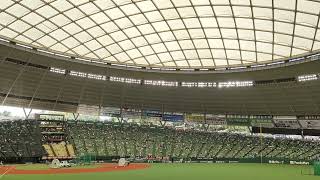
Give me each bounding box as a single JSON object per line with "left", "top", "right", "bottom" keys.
{"left": 218, "top": 81, "right": 254, "bottom": 88}
{"left": 182, "top": 82, "right": 217, "bottom": 88}
{"left": 50, "top": 67, "right": 66, "bottom": 74}
{"left": 181, "top": 82, "right": 197, "bottom": 87}
{"left": 50, "top": 64, "right": 318, "bottom": 87}
{"left": 110, "top": 76, "right": 125, "bottom": 83}
{"left": 88, "top": 73, "right": 106, "bottom": 81}
{"left": 124, "top": 78, "right": 141, "bottom": 84}
{"left": 110, "top": 76, "right": 141, "bottom": 84}
{"left": 70, "top": 71, "right": 87, "bottom": 78}
{"left": 297, "top": 74, "right": 318, "bottom": 82}
{"left": 145, "top": 80, "right": 178, "bottom": 87}
{"left": 198, "top": 82, "right": 217, "bottom": 88}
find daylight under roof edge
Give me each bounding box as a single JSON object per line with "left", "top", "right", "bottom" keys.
{"left": 0, "top": 39, "right": 318, "bottom": 75}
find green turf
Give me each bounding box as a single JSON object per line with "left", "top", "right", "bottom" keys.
{"left": 3, "top": 163, "right": 319, "bottom": 180}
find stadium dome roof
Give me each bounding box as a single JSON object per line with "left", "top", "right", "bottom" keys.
{"left": 0, "top": 0, "right": 320, "bottom": 69}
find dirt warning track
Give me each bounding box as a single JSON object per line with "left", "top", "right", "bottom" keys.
{"left": 0, "top": 163, "right": 150, "bottom": 175}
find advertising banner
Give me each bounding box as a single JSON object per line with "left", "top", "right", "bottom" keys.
{"left": 142, "top": 110, "right": 184, "bottom": 122}
{"left": 143, "top": 110, "right": 162, "bottom": 118}
{"left": 185, "top": 113, "right": 205, "bottom": 123}
{"left": 163, "top": 114, "right": 184, "bottom": 122}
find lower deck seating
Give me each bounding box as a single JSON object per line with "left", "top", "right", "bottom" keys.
{"left": 51, "top": 142, "right": 68, "bottom": 157}
{"left": 43, "top": 142, "right": 76, "bottom": 158}
{"left": 1, "top": 119, "right": 320, "bottom": 162}
{"left": 67, "top": 144, "right": 75, "bottom": 157}
{"left": 67, "top": 121, "right": 320, "bottom": 161}
{"left": 43, "top": 144, "right": 54, "bottom": 157}
{"left": 0, "top": 120, "right": 43, "bottom": 159}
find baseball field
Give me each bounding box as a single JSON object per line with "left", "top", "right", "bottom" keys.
{"left": 0, "top": 163, "right": 318, "bottom": 180}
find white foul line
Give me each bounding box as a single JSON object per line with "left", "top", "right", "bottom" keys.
{"left": 0, "top": 166, "right": 14, "bottom": 179}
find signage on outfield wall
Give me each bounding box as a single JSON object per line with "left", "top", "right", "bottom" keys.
{"left": 289, "top": 161, "right": 309, "bottom": 165}
{"left": 273, "top": 116, "right": 300, "bottom": 129}
{"left": 205, "top": 114, "right": 227, "bottom": 125}
{"left": 268, "top": 160, "right": 284, "bottom": 164}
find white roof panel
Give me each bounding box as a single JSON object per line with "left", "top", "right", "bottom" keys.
{"left": 0, "top": 0, "right": 319, "bottom": 68}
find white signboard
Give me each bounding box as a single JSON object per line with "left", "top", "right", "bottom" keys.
{"left": 77, "top": 104, "right": 99, "bottom": 116}
{"left": 251, "top": 122, "right": 274, "bottom": 128}
{"left": 273, "top": 119, "right": 300, "bottom": 129}
{"left": 101, "top": 107, "right": 120, "bottom": 117}
{"left": 299, "top": 120, "right": 320, "bottom": 129}
{"left": 205, "top": 114, "right": 226, "bottom": 125}
{"left": 123, "top": 109, "right": 141, "bottom": 119}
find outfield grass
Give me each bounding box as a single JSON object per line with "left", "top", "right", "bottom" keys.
{"left": 3, "top": 163, "right": 319, "bottom": 180}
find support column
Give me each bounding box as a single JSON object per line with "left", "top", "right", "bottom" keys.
{"left": 22, "top": 107, "right": 32, "bottom": 119}
{"left": 160, "top": 104, "right": 165, "bottom": 126}
{"left": 202, "top": 112, "right": 207, "bottom": 130}
{"left": 159, "top": 120, "right": 167, "bottom": 127}
{"left": 0, "top": 47, "right": 13, "bottom": 64}
{"left": 72, "top": 113, "right": 79, "bottom": 121}
{"left": 119, "top": 106, "right": 123, "bottom": 123}
{"left": 247, "top": 115, "right": 252, "bottom": 134}
{"left": 76, "top": 75, "right": 88, "bottom": 110}
{"left": 52, "top": 73, "right": 68, "bottom": 111}
{"left": 248, "top": 126, "right": 252, "bottom": 135}
{"left": 2, "top": 54, "right": 34, "bottom": 105}
{"left": 98, "top": 105, "right": 101, "bottom": 121}
{"left": 260, "top": 123, "right": 263, "bottom": 164}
